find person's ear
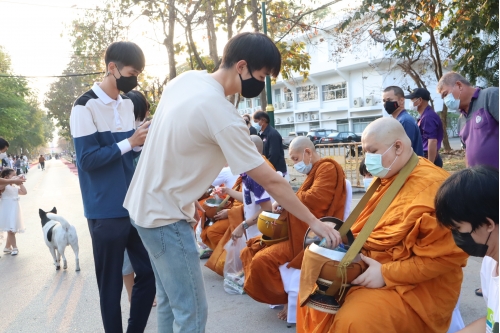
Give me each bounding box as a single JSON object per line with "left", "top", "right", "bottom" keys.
{"left": 485, "top": 217, "right": 496, "bottom": 232}
{"left": 456, "top": 81, "right": 463, "bottom": 91}
{"left": 236, "top": 60, "right": 247, "bottom": 75}
{"left": 107, "top": 62, "right": 116, "bottom": 75}
{"left": 394, "top": 140, "right": 403, "bottom": 155}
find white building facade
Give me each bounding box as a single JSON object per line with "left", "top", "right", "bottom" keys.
{"left": 237, "top": 24, "right": 449, "bottom": 137}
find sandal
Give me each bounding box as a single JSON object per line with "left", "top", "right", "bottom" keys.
{"left": 475, "top": 288, "right": 483, "bottom": 297}
{"left": 11, "top": 248, "right": 18, "bottom": 256}
{"left": 3, "top": 248, "right": 12, "bottom": 253}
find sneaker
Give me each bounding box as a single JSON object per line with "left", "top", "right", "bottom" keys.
{"left": 11, "top": 248, "right": 18, "bottom": 255}
{"left": 3, "top": 248, "right": 11, "bottom": 253}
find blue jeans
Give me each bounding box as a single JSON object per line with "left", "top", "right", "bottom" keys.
{"left": 131, "top": 219, "right": 208, "bottom": 333}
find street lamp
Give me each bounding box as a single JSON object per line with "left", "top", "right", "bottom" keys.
{"left": 261, "top": 1, "right": 275, "bottom": 127}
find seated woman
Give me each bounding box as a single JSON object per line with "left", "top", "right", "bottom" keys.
{"left": 435, "top": 165, "right": 498, "bottom": 333}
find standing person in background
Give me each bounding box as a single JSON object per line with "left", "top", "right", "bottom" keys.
{"left": 243, "top": 114, "right": 257, "bottom": 135}
{"left": 39, "top": 155, "right": 45, "bottom": 171}
{"left": 253, "top": 110, "right": 288, "bottom": 179}
{"left": 382, "top": 86, "right": 424, "bottom": 156}
{"left": 14, "top": 156, "right": 22, "bottom": 176}
{"left": 22, "top": 155, "right": 28, "bottom": 174}
{"left": 437, "top": 72, "right": 499, "bottom": 169}
{"left": 0, "top": 168, "right": 27, "bottom": 256}
{"left": 405, "top": 88, "right": 444, "bottom": 167}
{"left": 0, "top": 138, "right": 25, "bottom": 192}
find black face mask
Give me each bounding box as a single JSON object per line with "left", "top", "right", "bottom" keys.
{"left": 384, "top": 101, "right": 399, "bottom": 115}
{"left": 452, "top": 229, "right": 491, "bottom": 257}
{"left": 240, "top": 70, "right": 265, "bottom": 98}
{"left": 113, "top": 67, "right": 138, "bottom": 93}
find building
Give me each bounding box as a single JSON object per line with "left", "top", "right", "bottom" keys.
{"left": 237, "top": 22, "right": 450, "bottom": 138}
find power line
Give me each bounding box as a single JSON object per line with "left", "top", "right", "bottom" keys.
{"left": 0, "top": 72, "right": 105, "bottom": 78}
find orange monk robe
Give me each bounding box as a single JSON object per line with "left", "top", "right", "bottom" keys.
{"left": 297, "top": 157, "right": 469, "bottom": 333}
{"left": 241, "top": 158, "right": 347, "bottom": 305}
{"left": 204, "top": 156, "right": 275, "bottom": 276}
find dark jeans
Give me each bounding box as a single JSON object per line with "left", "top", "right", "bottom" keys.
{"left": 87, "top": 217, "right": 156, "bottom": 333}
{"left": 40, "top": 162, "right": 45, "bottom": 170}
{"left": 424, "top": 151, "right": 443, "bottom": 168}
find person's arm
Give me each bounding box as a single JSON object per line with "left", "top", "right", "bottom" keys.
{"left": 401, "top": 119, "right": 423, "bottom": 156}
{"left": 18, "top": 183, "right": 27, "bottom": 195}
{"left": 485, "top": 88, "right": 499, "bottom": 122}
{"left": 232, "top": 200, "right": 272, "bottom": 239}
{"left": 70, "top": 104, "right": 149, "bottom": 172}
{"left": 223, "top": 187, "right": 243, "bottom": 203}
{"left": 427, "top": 139, "right": 438, "bottom": 162}
{"left": 456, "top": 317, "right": 486, "bottom": 333}
{"left": 0, "top": 178, "right": 25, "bottom": 186}
{"left": 247, "top": 163, "right": 341, "bottom": 248}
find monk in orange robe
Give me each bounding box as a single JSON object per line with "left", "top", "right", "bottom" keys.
{"left": 297, "top": 117, "right": 468, "bottom": 333}
{"left": 241, "top": 136, "right": 347, "bottom": 324}
{"left": 204, "top": 135, "right": 275, "bottom": 276}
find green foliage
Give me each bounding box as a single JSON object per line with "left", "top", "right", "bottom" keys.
{"left": 0, "top": 46, "right": 53, "bottom": 155}
{"left": 441, "top": 0, "right": 499, "bottom": 86}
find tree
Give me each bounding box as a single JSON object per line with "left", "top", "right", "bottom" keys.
{"left": 339, "top": 0, "right": 454, "bottom": 150}
{"left": 0, "top": 46, "right": 52, "bottom": 155}
{"left": 442, "top": 0, "right": 499, "bottom": 86}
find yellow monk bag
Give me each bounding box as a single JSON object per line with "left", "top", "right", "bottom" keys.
{"left": 257, "top": 211, "right": 288, "bottom": 246}
{"left": 300, "top": 154, "right": 419, "bottom": 314}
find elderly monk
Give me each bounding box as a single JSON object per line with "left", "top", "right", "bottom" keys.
{"left": 297, "top": 117, "right": 468, "bottom": 333}
{"left": 241, "top": 136, "right": 347, "bottom": 324}
{"left": 204, "top": 135, "right": 275, "bottom": 275}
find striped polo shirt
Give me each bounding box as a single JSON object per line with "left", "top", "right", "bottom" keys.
{"left": 70, "top": 83, "right": 140, "bottom": 219}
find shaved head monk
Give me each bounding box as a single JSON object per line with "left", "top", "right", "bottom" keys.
{"left": 297, "top": 117, "right": 468, "bottom": 333}
{"left": 242, "top": 136, "right": 347, "bottom": 325}
{"left": 204, "top": 135, "right": 275, "bottom": 275}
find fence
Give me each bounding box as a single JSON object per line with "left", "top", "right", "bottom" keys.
{"left": 316, "top": 142, "right": 364, "bottom": 188}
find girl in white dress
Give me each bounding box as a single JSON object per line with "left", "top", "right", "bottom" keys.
{"left": 0, "top": 168, "right": 26, "bottom": 256}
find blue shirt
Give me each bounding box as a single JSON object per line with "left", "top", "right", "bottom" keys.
{"left": 418, "top": 105, "right": 444, "bottom": 151}
{"left": 396, "top": 110, "right": 424, "bottom": 156}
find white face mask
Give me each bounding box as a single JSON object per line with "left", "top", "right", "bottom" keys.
{"left": 363, "top": 177, "right": 373, "bottom": 191}
{"left": 364, "top": 143, "right": 398, "bottom": 178}
{"left": 294, "top": 150, "right": 313, "bottom": 174}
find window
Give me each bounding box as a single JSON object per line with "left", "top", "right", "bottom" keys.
{"left": 322, "top": 82, "right": 347, "bottom": 101}
{"left": 297, "top": 85, "right": 318, "bottom": 102}
{"left": 245, "top": 98, "right": 252, "bottom": 108}
{"left": 238, "top": 101, "right": 245, "bottom": 110}
{"left": 274, "top": 89, "right": 282, "bottom": 103}
{"left": 309, "top": 122, "right": 320, "bottom": 130}
{"left": 276, "top": 124, "right": 295, "bottom": 137}
{"left": 337, "top": 119, "right": 349, "bottom": 132}
{"left": 254, "top": 98, "right": 261, "bottom": 107}
{"left": 352, "top": 117, "right": 379, "bottom": 133}
{"left": 284, "top": 88, "right": 293, "bottom": 102}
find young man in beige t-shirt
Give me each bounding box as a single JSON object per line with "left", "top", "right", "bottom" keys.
{"left": 124, "top": 32, "right": 341, "bottom": 333}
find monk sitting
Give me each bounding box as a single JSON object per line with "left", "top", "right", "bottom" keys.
{"left": 204, "top": 135, "right": 274, "bottom": 275}
{"left": 241, "top": 136, "right": 347, "bottom": 325}
{"left": 297, "top": 117, "right": 468, "bottom": 333}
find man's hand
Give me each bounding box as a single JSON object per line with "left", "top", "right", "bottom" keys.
{"left": 231, "top": 224, "right": 245, "bottom": 240}
{"left": 10, "top": 178, "right": 26, "bottom": 186}
{"left": 309, "top": 219, "right": 341, "bottom": 249}
{"left": 128, "top": 120, "right": 151, "bottom": 147}
{"left": 214, "top": 209, "right": 229, "bottom": 221}
{"left": 351, "top": 254, "right": 386, "bottom": 288}
{"left": 272, "top": 201, "right": 283, "bottom": 214}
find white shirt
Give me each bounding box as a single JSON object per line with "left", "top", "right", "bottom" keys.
{"left": 124, "top": 71, "right": 264, "bottom": 228}
{"left": 481, "top": 256, "right": 499, "bottom": 333}
{"left": 241, "top": 174, "right": 270, "bottom": 239}
{"left": 212, "top": 167, "right": 239, "bottom": 189}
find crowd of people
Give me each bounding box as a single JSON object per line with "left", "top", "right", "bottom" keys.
{"left": 0, "top": 31, "right": 493, "bottom": 333}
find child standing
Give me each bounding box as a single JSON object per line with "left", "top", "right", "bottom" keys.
{"left": 0, "top": 168, "right": 27, "bottom": 256}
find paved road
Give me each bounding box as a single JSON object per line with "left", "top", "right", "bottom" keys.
{"left": 0, "top": 159, "right": 483, "bottom": 332}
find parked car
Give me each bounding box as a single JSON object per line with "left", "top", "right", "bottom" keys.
{"left": 307, "top": 129, "right": 337, "bottom": 145}
{"left": 282, "top": 131, "right": 308, "bottom": 148}
{"left": 319, "top": 131, "right": 361, "bottom": 144}
{"left": 320, "top": 131, "right": 363, "bottom": 157}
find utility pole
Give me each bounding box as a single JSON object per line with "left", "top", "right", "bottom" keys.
{"left": 261, "top": 1, "right": 275, "bottom": 127}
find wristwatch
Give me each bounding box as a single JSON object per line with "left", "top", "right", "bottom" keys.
{"left": 242, "top": 221, "right": 249, "bottom": 230}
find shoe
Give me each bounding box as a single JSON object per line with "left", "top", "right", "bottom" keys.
{"left": 475, "top": 288, "right": 483, "bottom": 297}
{"left": 3, "top": 248, "right": 11, "bottom": 253}
{"left": 11, "top": 248, "right": 18, "bottom": 255}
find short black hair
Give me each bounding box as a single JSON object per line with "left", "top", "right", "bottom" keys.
{"left": 435, "top": 165, "right": 499, "bottom": 230}
{"left": 359, "top": 158, "right": 369, "bottom": 176}
{"left": 383, "top": 86, "right": 405, "bottom": 99}
{"left": 126, "top": 90, "right": 150, "bottom": 122}
{"left": 0, "top": 168, "right": 14, "bottom": 178}
{"left": 0, "top": 137, "right": 9, "bottom": 150}
{"left": 105, "top": 41, "right": 145, "bottom": 72}
{"left": 221, "top": 32, "right": 281, "bottom": 77}
{"left": 253, "top": 110, "right": 270, "bottom": 123}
